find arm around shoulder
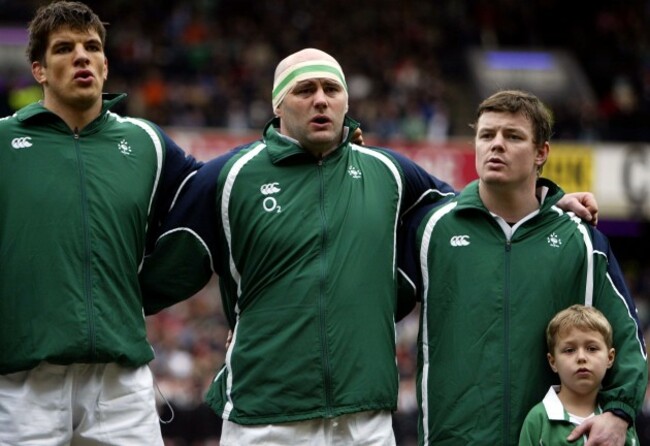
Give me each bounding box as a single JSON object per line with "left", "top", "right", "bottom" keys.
{"left": 384, "top": 149, "right": 457, "bottom": 211}
{"left": 140, "top": 229, "right": 214, "bottom": 315}
{"left": 556, "top": 191, "right": 598, "bottom": 225}
{"left": 592, "top": 227, "right": 648, "bottom": 419}
{"left": 141, "top": 157, "right": 225, "bottom": 314}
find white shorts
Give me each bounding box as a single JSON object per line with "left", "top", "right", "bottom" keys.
{"left": 0, "top": 362, "right": 163, "bottom": 446}
{"left": 220, "top": 410, "right": 396, "bottom": 446}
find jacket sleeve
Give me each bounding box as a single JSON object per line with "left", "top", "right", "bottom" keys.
{"left": 592, "top": 227, "right": 648, "bottom": 419}
{"left": 396, "top": 203, "right": 436, "bottom": 320}
{"left": 140, "top": 153, "right": 234, "bottom": 315}
{"left": 388, "top": 149, "right": 456, "bottom": 320}
{"left": 146, "top": 126, "right": 203, "bottom": 251}
{"left": 378, "top": 148, "right": 457, "bottom": 217}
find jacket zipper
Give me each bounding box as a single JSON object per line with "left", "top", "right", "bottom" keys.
{"left": 317, "top": 159, "right": 334, "bottom": 416}
{"left": 74, "top": 129, "right": 96, "bottom": 358}
{"left": 503, "top": 238, "right": 512, "bottom": 441}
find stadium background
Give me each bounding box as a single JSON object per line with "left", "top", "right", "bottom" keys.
{"left": 1, "top": 1, "right": 649, "bottom": 444}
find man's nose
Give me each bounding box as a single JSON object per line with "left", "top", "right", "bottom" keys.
{"left": 73, "top": 45, "right": 90, "bottom": 64}
{"left": 313, "top": 87, "right": 328, "bottom": 107}
{"left": 490, "top": 133, "right": 505, "bottom": 150}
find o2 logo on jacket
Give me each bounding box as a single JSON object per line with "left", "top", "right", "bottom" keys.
{"left": 260, "top": 182, "right": 282, "bottom": 214}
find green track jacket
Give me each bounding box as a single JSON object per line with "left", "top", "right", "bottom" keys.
{"left": 400, "top": 179, "right": 647, "bottom": 445}
{"left": 519, "top": 386, "right": 639, "bottom": 445}
{"left": 140, "top": 116, "right": 456, "bottom": 424}
{"left": 0, "top": 94, "right": 198, "bottom": 374}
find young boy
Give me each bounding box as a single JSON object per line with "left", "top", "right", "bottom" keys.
{"left": 519, "top": 304, "right": 640, "bottom": 445}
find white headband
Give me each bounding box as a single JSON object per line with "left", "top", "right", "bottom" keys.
{"left": 272, "top": 59, "right": 347, "bottom": 110}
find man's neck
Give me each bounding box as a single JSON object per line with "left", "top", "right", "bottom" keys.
{"left": 478, "top": 181, "right": 540, "bottom": 223}
{"left": 309, "top": 145, "right": 338, "bottom": 159}
{"left": 43, "top": 99, "right": 102, "bottom": 133}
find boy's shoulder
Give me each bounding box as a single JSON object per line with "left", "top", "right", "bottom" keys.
{"left": 521, "top": 398, "right": 548, "bottom": 426}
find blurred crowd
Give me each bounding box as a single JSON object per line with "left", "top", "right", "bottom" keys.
{"left": 2, "top": 0, "right": 650, "bottom": 142}
{"left": 2, "top": 0, "right": 650, "bottom": 444}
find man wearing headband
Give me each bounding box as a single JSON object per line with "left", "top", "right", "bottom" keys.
{"left": 139, "top": 49, "right": 598, "bottom": 445}
{"left": 271, "top": 48, "right": 350, "bottom": 157}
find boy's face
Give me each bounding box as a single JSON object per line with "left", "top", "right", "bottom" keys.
{"left": 31, "top": 26, "right": 108, "bottom": 114}
{"left": 547, "top": 327, "right": 615, "bottom": 398}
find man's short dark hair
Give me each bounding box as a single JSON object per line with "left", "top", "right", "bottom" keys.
{"left": 27, "top": 1, "right": 107, "bottom": 64}
{"left": 473, "top": 89, "right": 554, "bottom": 148}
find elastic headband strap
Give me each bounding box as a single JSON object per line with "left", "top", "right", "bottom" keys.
{"left": 272, "top": 60, "right": 347, "bottom": 110}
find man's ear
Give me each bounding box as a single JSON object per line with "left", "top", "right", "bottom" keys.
{"left": 535, "top": 141, "right": 550, "bottom": 169}
{"left": 32, "top": 61, "right": 46, "bottom": 85}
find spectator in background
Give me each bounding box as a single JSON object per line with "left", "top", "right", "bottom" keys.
{"left": 0, "top": 2, "right": 199, "bottom": 444}
{"left": 399, "top": 89, "right": 647, "bottom": 445}
{"left": 6, "top": 1, "right": 650, "bottom": 141}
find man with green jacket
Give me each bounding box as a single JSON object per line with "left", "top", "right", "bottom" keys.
{"left": 140, "top": 47, "right": 457, "bottom": 445}
{"left": 399, "top": 90, "right": 647, "bottom": 445}
{"left": 140, "top": 51, "right": 600, "bottom": 445}
{"left": 0, "top": 2, "right": 198, "bottom": 444}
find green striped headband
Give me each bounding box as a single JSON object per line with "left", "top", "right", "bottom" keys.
{"left": 272, "top": 60, "right": 348, "bottom": 110}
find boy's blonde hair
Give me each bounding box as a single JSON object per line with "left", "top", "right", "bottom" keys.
{"left": 546, "top": 304, "right": 613, "bottom": 353}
